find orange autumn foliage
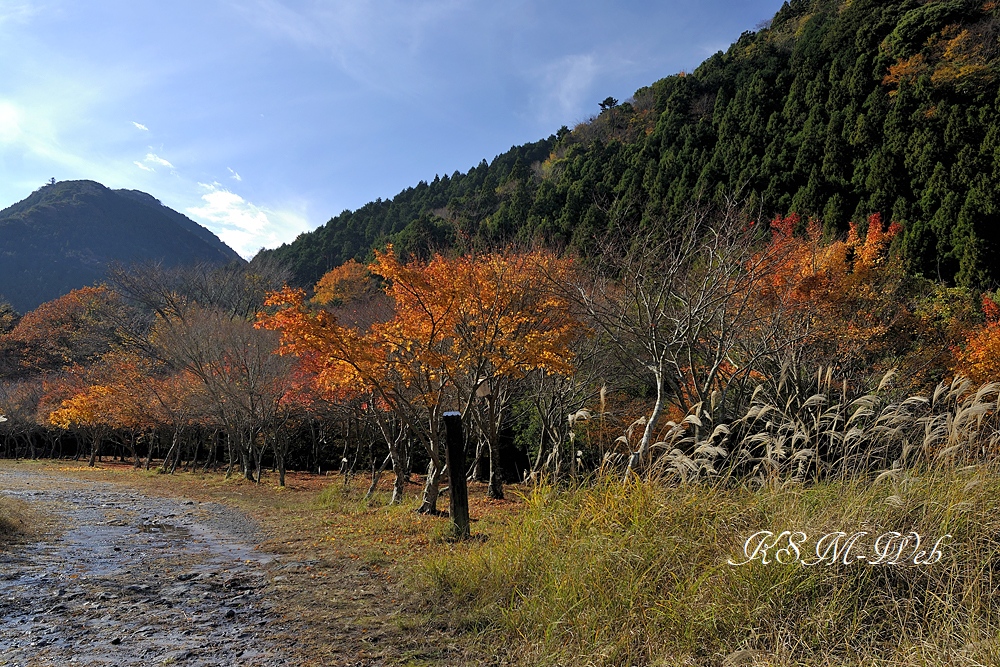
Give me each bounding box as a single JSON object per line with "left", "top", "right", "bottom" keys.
{"left": 758, "top": 212, "right": 911, "bottom": 382}
{"left": 373, "top": 247, "right": 581, "bottom": 382}
{"left": 312, "top": 259, "right": 374, "bottom": 306}
{"left": 259, "top": 247, "right": 582, "bottom": 409}
{"left": 5, "top": 286, "right": 118, "bottom": 371}
{"left": 259, "top": 286, "right": 377, "bottom": 402}
{"left": 47, "top": 352, "right": 163, "bottom": 433}
{"left": 48, "top": 383, "right": 115, "bottom": 432}
{"left": 954, "top": 294, "right": 1000, "bottom": 383}
{"left": 763, "top": 212, "right": 902, "bottom": 301}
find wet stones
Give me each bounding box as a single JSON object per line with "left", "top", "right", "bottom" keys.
{"left": 0, "top": 469, "right": 293, "bottom": 666}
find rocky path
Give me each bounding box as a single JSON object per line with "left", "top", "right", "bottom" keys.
{"left": 0, "top": 468, "right": 299, "bottom": 666}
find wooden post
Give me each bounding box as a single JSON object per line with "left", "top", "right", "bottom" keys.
{"left": 443, "top": 411, "right": 470, "bottom": 540}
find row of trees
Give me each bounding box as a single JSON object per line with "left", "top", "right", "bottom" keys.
{"left": 2, "top": 203, "right": 998, "bottom": 501}
{"left": 0, "top": 260, "right": 303, "bottom": 482}
{"left": 258, "top": 247, "right": 580, "bottom": 510}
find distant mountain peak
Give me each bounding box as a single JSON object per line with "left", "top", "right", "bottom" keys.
{"left": 0, "top": 180, "right": 243, "bottom": 313}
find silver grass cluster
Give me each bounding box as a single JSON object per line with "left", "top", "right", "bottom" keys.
{"left": 631, "top": 366, "right": 1000, "bottom": 485}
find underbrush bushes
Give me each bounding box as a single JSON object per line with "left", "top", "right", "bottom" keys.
{"left": 420, "top": 468, "right": 1000, "bottom": 666}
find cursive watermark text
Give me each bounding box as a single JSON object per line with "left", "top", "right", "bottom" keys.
{"left": 728, "top": 530, "right": 952, "bottom": 566}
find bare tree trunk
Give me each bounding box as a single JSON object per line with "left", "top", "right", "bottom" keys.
{"left": 87, "top": 431, "right": 101, "bottom": 467}
{"left": 389, "top": 428, "right": 409, "bottom": 505}
{"left": 187, "top": 436, "right": 200, "bottom": 472}
{"left": 365, "top": 455, "right": 392, "bottom": 500}
{"left": 144, "top": 431, "right": 156, "bottom": 471}
{"left": 627, "top": 366, "right": 665, "bottom": 477}
{"left": 255, "top": 449, "right": 264, "bottom": 484}
{"left": 277, "top": 443, "right": 286, "bottom": 487}
{"left": 203, "top": 431, "right": 218, "bottom": 473}
{"left": 417, "top": 450, "right": 443, "bottom": 514}
{"left": 87, "top": 444, "right": 96, "bottom": 467}
{"left": 370, "top": 413, "right": 409, "bottom": 505}
{"left": 160, "top": 430, "right": 181, "bottom": 474}
{"left": 168, "top": 435, "right": 183, "bottom": 473}
{"left": 531, "top": 427, "right": 547, "bottom": 478}
{"left": 487, "top": 437, "right": 503, "bottom": 499}
{"left": 391, "top": 449, "right": 406, "bottom": 505}
{"left": 131, "top": 432, "right": 140, "bottom": 468}
{"left": 467, "top": 438, "right": 486, "bottom": 481}
{"left": 483, "top": 392, "right": 504, "bottom": 499}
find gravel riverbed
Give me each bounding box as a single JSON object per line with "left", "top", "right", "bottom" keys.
{"left": 0, "top": 467, "right": 300, "bottom": 666}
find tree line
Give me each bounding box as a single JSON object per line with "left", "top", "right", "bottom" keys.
{"left": 3, "top": 200, "right": 1000, "bottom": 503}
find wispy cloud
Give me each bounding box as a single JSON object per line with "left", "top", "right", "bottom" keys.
{"left": 133, "top": 160, "right": 153, "bottom": 172}
{"left": 0, "top": 96, "right": 121, "bottom": 189}
{"left": 230, "top": 0, "right": 471, "bottom": 97}
{"left": 144, "top": 152, "right": 173, "bottom": 168}
{"left": 0, "top": 100, "right": 22, "bottom": 144}
{"left": 227, "top": 167, "right": 241, "bottom": 182}
{"left": 0, "top": 2, "right": 40, "bottom": 27}
{"left": 131, "top": 121, "right": 148, "bottom": 131}
{"left": 531, "top": 53, "right": 599, "bottom": 125}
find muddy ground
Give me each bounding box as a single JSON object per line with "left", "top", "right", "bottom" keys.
{"left": 0, "top": 466, "right": 460, "bottom": 667}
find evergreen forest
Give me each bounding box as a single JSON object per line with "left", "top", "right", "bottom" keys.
{"left": 264, "top": 0, "right": 1000, "bottom": 291}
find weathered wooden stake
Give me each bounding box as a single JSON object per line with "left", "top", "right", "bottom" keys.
{"left": 443, "top": 411, "right": 470, "bottom": 540}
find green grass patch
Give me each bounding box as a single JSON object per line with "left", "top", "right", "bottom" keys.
{"left": 418, "top": 468, "right": 1000, "bottom": 666}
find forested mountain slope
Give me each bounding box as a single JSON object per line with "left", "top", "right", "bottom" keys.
{"left": 262, "top": 0, "right": 1000, "bottom": 290}
{"left": 0, "top": 180, "right": 243, "bottom": 313}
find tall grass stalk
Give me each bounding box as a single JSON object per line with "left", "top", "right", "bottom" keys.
{"left": 640, "top": 370, "right": 1000, "bottom": 486}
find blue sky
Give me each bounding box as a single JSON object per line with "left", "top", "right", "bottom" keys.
{"left": 0, "top": 1, "right": 785, "bottom": 258}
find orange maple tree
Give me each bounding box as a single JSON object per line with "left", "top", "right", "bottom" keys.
{"left": 756, "top": 212, "right": 912, "bottom": 384}
{"left": 259, "top": 246, "right": 582, "bottom": 509}
{"left": 46, "top": 351, "right": 161, "bottom": 466}
{"left": 5, "top": 286, "right": 119, "bottom": 372}
{"left": 443, "top": 249, "right": 581, "bottom": 498}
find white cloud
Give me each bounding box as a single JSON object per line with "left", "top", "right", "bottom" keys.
{"left": 131, "top": 121, "right": 148, "bottom": 131}
{"left": 188, "top": 183, "right": 270, "bottom": 254}
{"left": 133, "top": 160, "right": 153, "bottom": 172}
{"left": 190, "top": 182, "right": 266, "bottom": 231}
{"left": 228, "top": 167, "right": 242, "bottom": 182}
{"left": 186, "top": 182, "right": 310, "bottom": 258}
{"left": 144, "top": 152, "right": 173, "bottom": 168}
